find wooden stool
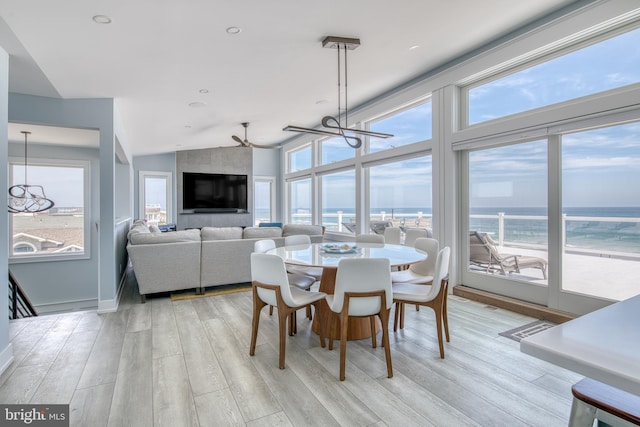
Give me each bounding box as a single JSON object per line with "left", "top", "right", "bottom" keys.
{"left": 569, "top": 378, "right": 640, "bottom": 427}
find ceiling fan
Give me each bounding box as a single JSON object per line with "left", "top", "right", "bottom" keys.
{"left": 232, "top": 122, "right": 280, "bottom": 149}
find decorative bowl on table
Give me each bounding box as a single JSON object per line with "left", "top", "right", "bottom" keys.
{"left": 320, "top": 244, "right": 359, "bottom": 254}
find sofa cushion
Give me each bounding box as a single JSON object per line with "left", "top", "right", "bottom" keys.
{"left": 127, "top": 222, "right": 151, "bottom": 240}
{"left": 243, "top": 227, "right": 282, "bottom": 239}
{"left": 130, "top": 229, "right": 201, "bottom": 245}
{"left": 282, "top": 224, "right": 324, "bottom": 237}
{"left": 201, "top": 226, "right": 243, "bottom": 241}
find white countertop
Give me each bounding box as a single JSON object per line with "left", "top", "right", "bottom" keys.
{"left": 520, "top": 294, "right": 640, "bottom": 395}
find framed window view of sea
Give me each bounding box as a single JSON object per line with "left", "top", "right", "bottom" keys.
{"left": 289, "top": 178, "right": 312, "bottom": 225}
{"left": 561, "top": 122, "right": 640, "bottom": 301}
{"left": 468, "top": 140, "right": 549, "bottom": 286}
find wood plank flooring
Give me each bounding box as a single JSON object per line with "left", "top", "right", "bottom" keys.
{"left": 0, "top": 271, "right": 582, "bottom": 426}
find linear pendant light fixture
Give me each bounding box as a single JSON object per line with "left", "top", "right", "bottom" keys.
{"left": 8, "top": 131, "right": 55, "bottom": 213}
{"left": 283, "top": 36, "right": 393, "bottom": 148}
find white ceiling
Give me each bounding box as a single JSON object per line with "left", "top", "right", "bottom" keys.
{"left": 1, "top": 0, "right": 578, "bottom": 156}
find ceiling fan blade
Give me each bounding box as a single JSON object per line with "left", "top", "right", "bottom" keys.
{"left": 232, "top": 135, "right": 243, "bottom": 144}
{"left": 249, "top": 142, "right": 281, "bottom": 149}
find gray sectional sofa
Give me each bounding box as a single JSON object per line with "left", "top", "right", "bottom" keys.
{"left": 126, "top": 223, "right": 324, "bottom": 302}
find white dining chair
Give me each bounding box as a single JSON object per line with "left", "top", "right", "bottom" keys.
{"left": 250, "top": 253, "right": 326, "bottom": 369}
{"left": 255, "top": 239, "right": 316, "bottom": 320}
{"left": 391, "top": 237, "right": 439, "bottom": 284}
{"left": 392, "top": 246, "right": 451, "bottom": 358}
{"left": 326, "top": 257, "right": 393, "bottom": 381}
{"left": 283, "top": 235, "right": 324, "bottom": 281}
{"left": 404, "top": 228, "right": 430, "bottom": 247}
{"left": 355, "top": 233, "right": 385, "bottom": 244}
{"left": 383, "top": 227, "right": 402, "bottom": 244}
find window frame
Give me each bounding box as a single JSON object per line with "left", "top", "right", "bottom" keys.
{"left": 9, "top": 157, "right": 91, "bottom": 263}
{"left": 139, "top": 170, "right": 173, "bottom": 224}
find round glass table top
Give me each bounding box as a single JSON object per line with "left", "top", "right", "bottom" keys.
{"left": 266, "top": 242, "right": 426, "bottom": 268}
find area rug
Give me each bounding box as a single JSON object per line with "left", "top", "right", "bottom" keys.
{"left": 170, "top": 284, "right": 252, "bottom": 301}
{"left": 499, "top": 319, "right": 556, "bottom": 342}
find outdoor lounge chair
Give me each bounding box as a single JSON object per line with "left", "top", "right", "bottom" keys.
{"left": 469, "top": 231, "right": 547, "bottom": 279}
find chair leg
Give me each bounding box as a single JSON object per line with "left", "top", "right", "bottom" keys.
{"left": 393, "top": 302, "right": 400, "bottom": 332}
{"left": 339, "top": 312, "right": 349, "bottom": 381}
{"left": 306, "top": 288, "right": 313, "bottom": 320}
{"left": 328, "top": 312, "right": 336, "bottom": 351}
{"left": 370, "top": 316, "right": 377, "bottom": 348}
{"left": 443, "top": 296, "right": 450, "bottom": 342}
{"left": 379, "top": 309, "right": 393, "bottom": 378}
{"left": 277, "top": 307, "right": 289, "bottom": 369}
{"left": 400, "top": 302, "right": 405, "bottom": 330}
{"left": 250, "top": 291, "right": 267, "bottom": 357}
{"left": 269, "top": 305, "right": 273, "bottom": 315}
{"left": 434, "top": 306, "right": 445, "bottom": 359}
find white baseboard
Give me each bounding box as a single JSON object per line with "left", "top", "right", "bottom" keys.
{"left": 0, "top": 343, "right": 14, "bottom": 376}
{"left": 34, "top": 298, "right": 98, "bottom": 315}
{"left": 97, "top": 298, "right": 118, "bottom": 313}
{"left": 97, "top": 270, "right": 127, "bottom": 314}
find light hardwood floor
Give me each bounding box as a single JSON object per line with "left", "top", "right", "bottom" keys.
{"left": 0, "top": 272, "right": 582, "bottom": 426}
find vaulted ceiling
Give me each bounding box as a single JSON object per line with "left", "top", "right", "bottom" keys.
{"left": 1, "top": 0, "right": 578, "bottom": 155}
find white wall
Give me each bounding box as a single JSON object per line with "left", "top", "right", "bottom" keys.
{"left": 0, "top": 47, "right": 13, "bottom": 375}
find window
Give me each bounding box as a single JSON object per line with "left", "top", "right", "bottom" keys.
{"left": 561, "top": 123, "right": 640, "bottom": 301}
{"left": 466, "top": 27, "right": 640, "bottom": 125}
{"left": 368, "top": 101, "right": 432, "bottom": 153}
{"left": 468, "top": 141, "right": 548, "bottom": 284}
{"left": 288, "top": 145, "right": 312, "bottom": 172}
{"left": 10, "top": 160, "right": 90, "bottom": 261}
{"left": 368, "top": 155, "right": 432, "bottom": 234}
{"left": 320, "top": 136, "right": 355, "bottom": 164}
{"left": 321, "top": 170, "right": 355, "bottom": 232}
{"left": 139, "top": 171, "right": 172, "bottom": 225}
{"left": 254, "top": 176, "right": 276, "bottom": 225}
{"left": 289, "top": 178, "right": 312, "bottom": 224}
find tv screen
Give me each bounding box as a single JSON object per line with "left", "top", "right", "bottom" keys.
{"left": 183, "top": 172, "right": 248, "bottom": 211}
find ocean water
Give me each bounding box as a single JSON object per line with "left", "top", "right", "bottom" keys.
{"left": 305, "top": 206, "right": 640, "bottom": 254}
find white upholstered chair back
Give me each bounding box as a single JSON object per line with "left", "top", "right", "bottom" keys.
{"left": 410, "top": 238, "right": 440, "bottom": 277}
{"left": 254, "top": 239, "right": 276, "bottom": 253}
{"left": 250, "top": 253, "right": 295, "bottom": 307}
{"left": 355, "top": 234, "right": 385, "bottom": 244}
{"left": 284, "top": 234, "right": 311, "bottom": 246}
{"left": 383, "top": 227, "right": 402, "bottom": 244}
{"left": 332, "top": 258, "right": 392, "bottom": 316}
{"left": 425, "top": 247, "right": 450, "bottom": 301}
{"left": 404, "top": 228, "right": 429, "bottom": 247}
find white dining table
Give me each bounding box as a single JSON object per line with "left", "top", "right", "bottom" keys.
{"left": 520, "top": 294, "right": 640, "bottom": 396}
{"left": 267, "top": 242, "right": 426, "bottom": 340}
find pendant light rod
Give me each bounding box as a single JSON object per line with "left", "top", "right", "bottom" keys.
{"left": 283, "top": 35, "right": 394, "bottom": 148}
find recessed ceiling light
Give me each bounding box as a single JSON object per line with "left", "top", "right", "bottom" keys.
{"left": 199, "top": 89, "right": 209, "bottom": 94}
{"left": 315, "top": 99, "right": 328, "bottom": 105}
{"left": 184, "top": 125, "right": 192, "bottom": 128}
{"left": 226, "top": 26, "right": 241, "bottom": 34}
{"left": 92, "top": 15, "right": 112, "bottom": 24}
{"left": 409, "top": 45, "right": 420, "bottom": 50}
{"left": 188, "top": 101, "right": 206, "bottom": 108}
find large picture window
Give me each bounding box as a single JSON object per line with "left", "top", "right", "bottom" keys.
{"left": 10, "top": 159, "right": 90, "bottom": 260}
{"left": 321, "top": 170, "right": 355, "bottom": 232}
{"left": 368, "top": 155, "right": 432, "bottom": 236}
{"left": 289, "top": 178, "right": 312, "bottom": 224}
{"left": 466, "top": 27, "right": 640, "bottom": 125}
{"left": 288, "top": 145, "right": 312, "bottom": 172}
{"left": 368, "top": 101, "right": 432, "bottom": 153}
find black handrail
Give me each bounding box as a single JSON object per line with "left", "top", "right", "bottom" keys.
{"left": 8, "top": 270, "right": 37, "bottom": 319}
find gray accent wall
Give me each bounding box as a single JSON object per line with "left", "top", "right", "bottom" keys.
{"left": 177, "top": 147, "right": 253, "bottom": 229}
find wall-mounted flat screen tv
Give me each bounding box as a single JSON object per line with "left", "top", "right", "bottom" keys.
{"left": 183, "top": 172, "right": 248, "bottom": 212}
